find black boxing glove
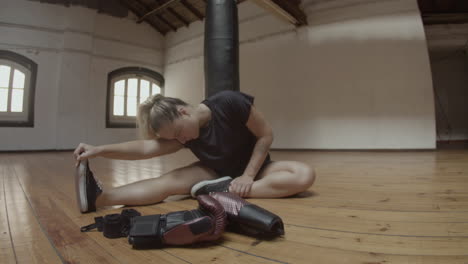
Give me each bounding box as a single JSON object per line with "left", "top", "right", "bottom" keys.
{"left": 210, "top": 192, "right": 284, "bottom": 238}
{"left": 128, "top": 195, "right": 226, "bottom": 248}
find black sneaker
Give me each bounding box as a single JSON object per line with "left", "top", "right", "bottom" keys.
{"left": 75, "top": 160, "right": 103, "bottom": 213}
{"left": 190, "top": 176, "right": 233, "bottom": 197}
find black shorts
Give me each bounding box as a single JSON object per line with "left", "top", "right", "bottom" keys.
{"left": 229, "top": 156, "right": 273, "bottom": 179}
{"left": 255, "top": 159, "right": 274, "bottom": 179}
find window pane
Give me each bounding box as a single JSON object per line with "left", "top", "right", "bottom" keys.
{"left": 152, "top": 83, "right": 161, "bottom": 95}
{"left": 140, "top": 80, "right": 150, "bottom": 103}
{"left": 127, "top": 97, "right": 137, "bottom": 116}
{"left": 12, "top": 69, "right": 25, "bottom": 89}
{"left": 128, "top": 78, "right": 138, "bottom": 97}
{"left": 114, "top": 80, "right": 125, "bottom": 96}
{"left": 140, "top": 79, "right": 149, "bottom": 91}
{"left": 11, "top": 89, "right": 23, "bottom": 112}
{"left": 113, "top": 95, "right": 124, "bottom": 116}
{"left": 0, "top": 65, "right": 11, "bottom": 88}
{"left": 0, "top": 88, "right": 8, "bottom": 112}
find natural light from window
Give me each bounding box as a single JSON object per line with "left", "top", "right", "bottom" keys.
{"left": 0, "top": 65, "right": 25, "bottom": 113}
{"left": 113, "top": 77, "right": 162, "bottom": 117}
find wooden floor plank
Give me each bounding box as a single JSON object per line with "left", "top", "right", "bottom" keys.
{"left": 2, "top": 150, "right": 468, "bottom": 263}
{"left": 286, "top": 225, "right": 468, "bottom": 255}
{"left": 161, "top": 198, "right": 468, "bottom": 237}
{"left": 9, "top": 154, "right": 184, "bottom": 264}
{"left": 10, "top": 152, "right": 280, "bottom": 263}
{"left": 2, "top": 157, "right": 62, "bottom": 264}
{"left": 221, "top": 233, "right": 468, "bottom": 264}
{"left": 0, "top": 159, "right": 17, "bottom": 264}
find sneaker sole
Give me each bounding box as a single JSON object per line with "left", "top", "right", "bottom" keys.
{"left": 190, "top": 176, "right": 232, "bottom": 197}
{"left": 75, "top": 160, "right": 88, "bottom": 213}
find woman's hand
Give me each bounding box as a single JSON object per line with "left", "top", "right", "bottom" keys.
{"left": 229, "top": 175, "right": 254, "bottom": 197}
{"left": 73, "top": 143, "right": 101, "bottom": 166}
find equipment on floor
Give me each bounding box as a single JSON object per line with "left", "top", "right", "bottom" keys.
{"left": 210, "top": 192, "right": 285, "bottom": 238}
{"left": 80, "top": 208, "right": 141, "bottom": 238}
{"left": 128, "top": 195, "right": 226, "bottom": 249}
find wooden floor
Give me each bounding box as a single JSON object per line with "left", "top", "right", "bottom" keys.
{"left": 1, "top": 149, "right": 468, "bottom": 264}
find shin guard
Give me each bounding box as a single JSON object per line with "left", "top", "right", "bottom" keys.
{"left": 210, "top": 192, "right": 284, "bottom": 238}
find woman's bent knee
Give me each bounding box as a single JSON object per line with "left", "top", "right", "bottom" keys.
{"left": 296, "top": 164, "right": 315, "bottom": 190}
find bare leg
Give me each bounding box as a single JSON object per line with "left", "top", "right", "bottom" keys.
{"left": 245, "top": 161, "right": 315, "bottom": 198}
{"left": 96, "top": 162, "right": 218, "bottom": 207}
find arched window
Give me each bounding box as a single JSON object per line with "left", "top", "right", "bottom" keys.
{"left": 106, "top": 67, "right": 164, "bottom": 128}
{"left": 0, "top": 50, "right": 37, "bottom": 127}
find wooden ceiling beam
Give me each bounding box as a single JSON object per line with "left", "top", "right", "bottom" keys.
{"left": 180, "top": 0, "right": 203, "bottom": 20}
{"left": 275, "top": 0, "right": 307, "bottom": 25}
{"left": 202, "top": 0, "right": 247, "bottom": 4}
{"left": 157, "top": 12, "right": 178, "bottom": 31}
{"left": 137, "top": 0, "right": 180, "bottom": 23}
{"left": 422, "top": 12, "right": 468, "bottom": 24}
{"left": 168, "top": 7, "right": 189, "bottom": 27}
{"left": 134, "top": 0, "right": 177, "bottom": 32}
{"left": 119, "top": 0, "right": 166, "bottom": 35}
{"left": 253, "top": 0, "right": 307, "bottom": 26}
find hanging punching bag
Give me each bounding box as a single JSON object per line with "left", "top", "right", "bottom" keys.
{"left": 204, "top": 0, "right": 239, "bottom": 98}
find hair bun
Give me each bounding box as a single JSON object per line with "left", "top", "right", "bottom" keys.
{"left": 141, "top": 94, "right": 164, "bottom": 108}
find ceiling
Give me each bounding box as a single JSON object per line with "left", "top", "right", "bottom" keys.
{"left": 30, "top": 0, "right": 307, "bottom": 35}
{"left": 119, "top": 0, "right": 307, "bottom": 35}
{"left": 30, "top": 0, "right": 468, "bottom": 35}
{"left": 417, "top": 0, "right": 468, "bottom": 25}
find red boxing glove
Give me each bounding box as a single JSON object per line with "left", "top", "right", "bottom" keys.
{"left": 128, "top": 195, "right": 226, "bottom": 248}
{"left": 210, "top": 192, "right": 285, "bottom": 238}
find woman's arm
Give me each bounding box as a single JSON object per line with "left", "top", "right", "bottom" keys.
{"left": 230, "top": 106, "right": 273, "bottom": 197}
{"left": 243, "top": 105, "right": 274, "bottom": 178}
{"left": 74, "top": 139, "right": 183, "bottom": 162}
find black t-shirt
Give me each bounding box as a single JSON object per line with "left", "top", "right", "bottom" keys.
{"left": 184, "top": 90, "right": 270, "bottom": 177}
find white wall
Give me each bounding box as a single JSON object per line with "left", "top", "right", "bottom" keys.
{"left": 164, "top": 0, "right": 436, "bottom": 149}
{"left": 0, "top": 0, "right": 164, "bottom": 150}
{"left": 0, "top": 0, "right": 437, "bottom": 150}
{"left": 425, "top": 24, "right": 468, "bottom": 141}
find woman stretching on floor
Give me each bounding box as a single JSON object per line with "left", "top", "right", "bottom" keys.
{"left": 73, "top": 90, "right": 315, "bottom": 213}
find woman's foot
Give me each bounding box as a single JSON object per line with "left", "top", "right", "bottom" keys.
{"left": 75, "top": 160, "right": 103, "bottom": 213}
{"left": 190, "top": 176, "right": 233, "bottom": 197}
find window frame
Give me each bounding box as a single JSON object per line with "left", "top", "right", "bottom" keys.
{"left": 0, "top": 50, "right": 37, "bottom": 127}
{"left": 106, "top": 67, "right": 164, "bottom": 128}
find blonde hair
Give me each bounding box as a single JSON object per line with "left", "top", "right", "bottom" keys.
{"left": 137, "top": 94, "right": 189, "bottom": 139}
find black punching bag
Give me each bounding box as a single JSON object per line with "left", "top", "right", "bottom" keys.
{"left": 204, "top": 0, "right": 239, "bottom": 98}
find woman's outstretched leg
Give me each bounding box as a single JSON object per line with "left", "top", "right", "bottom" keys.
{"left": 96, "top": 161, "right": 218, "bottom": 207}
